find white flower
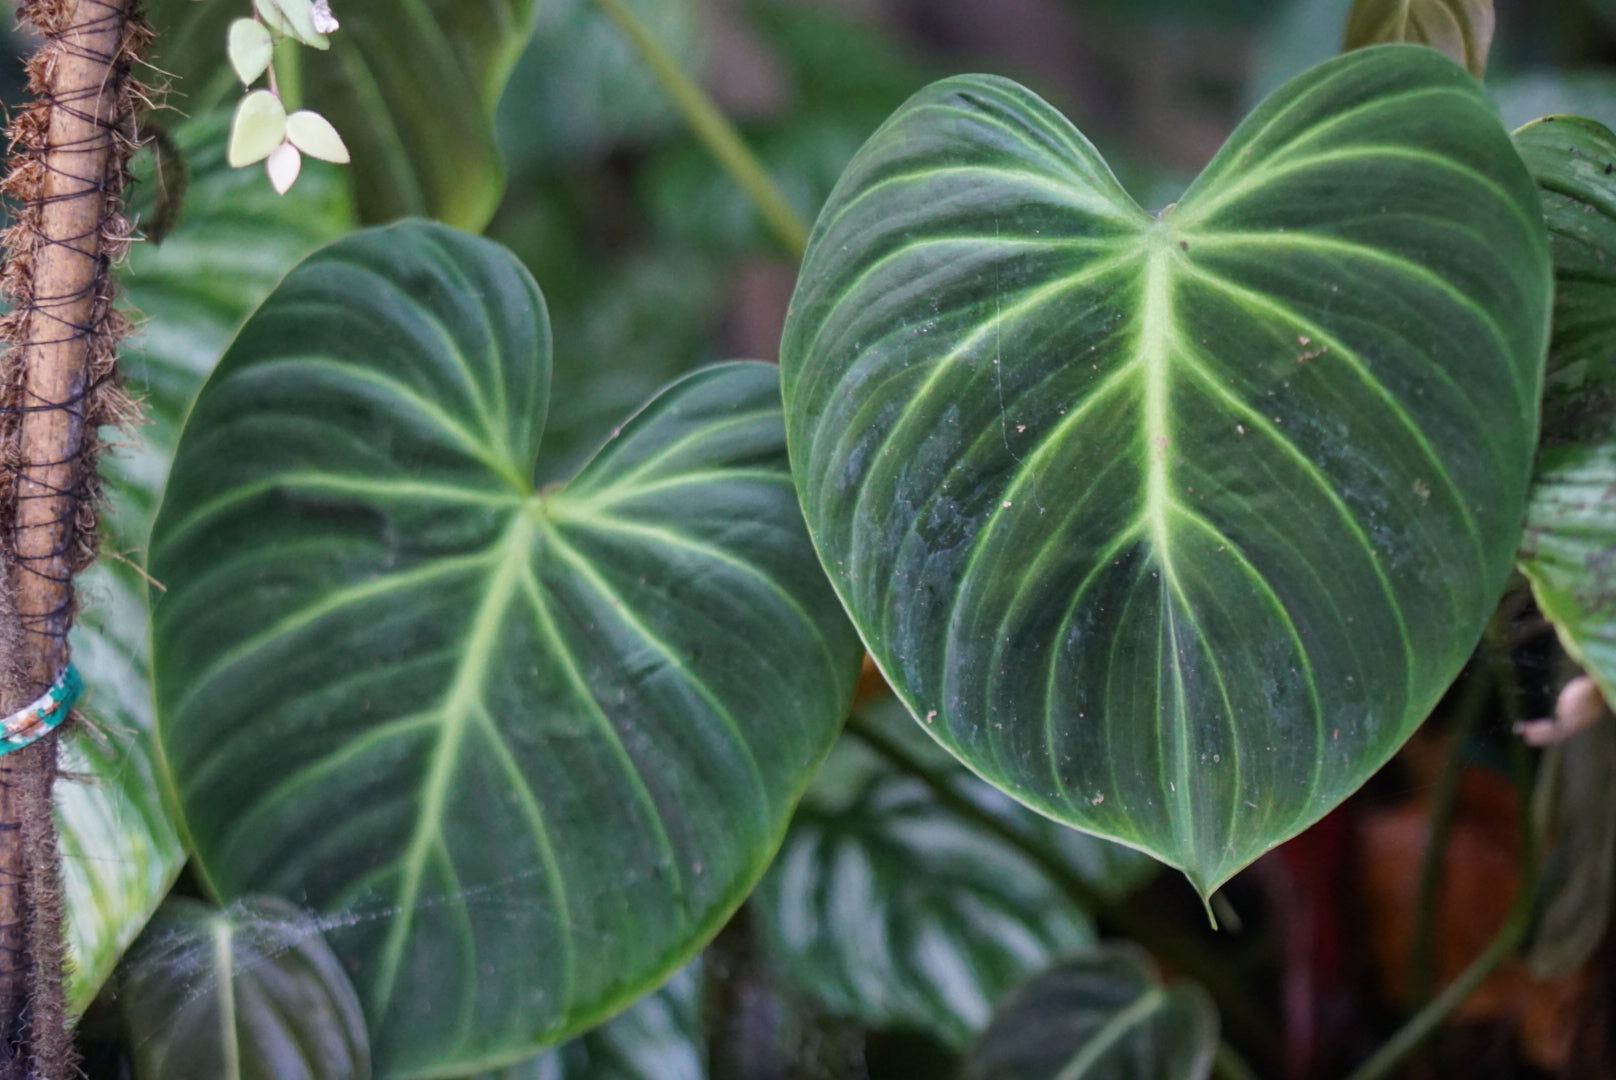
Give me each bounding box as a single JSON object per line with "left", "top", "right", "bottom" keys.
{"left": 253, "top": 0, "right": 333, "bottom": 50}
{"left": 311, "top": 0, "right": 338, "bottom": 33}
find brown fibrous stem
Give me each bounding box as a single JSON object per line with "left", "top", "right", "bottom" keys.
{"left": 0, "top": 0, "right": 149, "bottom": 1074}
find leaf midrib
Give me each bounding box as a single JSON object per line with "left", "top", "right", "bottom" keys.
{"left": 1139, "top": 241, "right": 1198, "bottom": 855}
{"left": 368, "top": 509, "right": 572, "bottom": 1018}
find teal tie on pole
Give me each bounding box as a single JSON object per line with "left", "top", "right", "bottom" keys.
{"left": 0, "top": 664, "right": 81, "bottom": 756}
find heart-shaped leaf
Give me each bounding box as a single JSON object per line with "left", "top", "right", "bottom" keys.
{"left": 1514, "top": 116, "right": 1616, "bottom": 700}
{"left": 117, "top": 896, "right": 371, "bottom": 1080}
{"left": 963, "top": 945, "right": 1217, "bottom": 1080}
{"left": 149, "top": 221, "right": 863, "bottom": 1076}
{"left": 1344, "top": 0, "right": 1495, "bottom": 77}
{"left": 781, "top": 46, "right": 1551, "bottom": 894}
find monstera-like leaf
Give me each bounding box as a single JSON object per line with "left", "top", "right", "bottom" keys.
{"left": 149, "top": 221, "right": 863, "bottom": 1076}
{"left": 781, "top": 46, "right": 1551, "bottom": 894}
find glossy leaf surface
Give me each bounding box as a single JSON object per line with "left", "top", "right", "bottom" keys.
{"left": 782, "top": 47, "right": 1551, "bottom": 893}
{"left": 150, "top": 221, "right": 862, "bottom": 1076}
{"left": 147, "top": 0, "right": 532, "bottom": 229}
{"left": 119, "top": 896, "right": 370, "bottom": 1080}
{"left": 1344, "top": 0, "right": 1495, "bottom": 76}
{"left": 61, "top": 116, "right": 354, "bottom": 1013}
{"left": 964, "top": 946, "right": 1216, "bottom": 1080}
{"left": 1515, "top": 117, "right": 1616, "bottom": 700}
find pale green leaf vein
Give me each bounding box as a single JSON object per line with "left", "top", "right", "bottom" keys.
{"left": 1176, "top": 258, "right": 1488, "bottom": 582}
{"left": 169, "top": 548, "right": 495, "bottom": 723}
{"left": 538, "top": 524, "right": 769, "bottom": 826}
{"left": 573, "top": 408, "right": 780, "bottom": 497}
{"left": 369, "top": 515, "right": 570, "bottom": 1015}
{"left": 835, "top": 249, "right": 1143, "bottom": 562}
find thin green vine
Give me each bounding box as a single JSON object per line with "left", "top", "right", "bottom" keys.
{"left": 1407, "top": 658, "right": 1492, "bottom": 1006}
{"left": 591, "top": 0, "right": 810, "bottom": 258}
{"left": 1344, "top": 698, "right": 1539, "bottom": 1080}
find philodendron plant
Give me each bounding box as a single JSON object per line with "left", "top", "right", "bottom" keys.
{"left": 69, "top": 1, "right": 1616, "bottom": 1078}
{"left": 779, "top": 46, "right": 1549, "bottom": 897}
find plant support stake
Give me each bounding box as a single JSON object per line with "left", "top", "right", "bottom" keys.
{"left": 0, "top": 0, "right": 146, "bottom": 1073}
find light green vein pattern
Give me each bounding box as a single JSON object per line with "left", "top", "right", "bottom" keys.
{"left": 150, "top": 222, "right": 862, "bottom": 1078}
{"left": 781, "top": 46, "right": 1551, "bottom": 894}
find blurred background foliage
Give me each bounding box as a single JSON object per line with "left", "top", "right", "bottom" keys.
{"left": 3, "top": 0, "right": 1616, "bottom": 1077}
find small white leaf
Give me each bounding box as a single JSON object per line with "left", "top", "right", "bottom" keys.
{"left": 311, "top": 0, "right": 339, "bottom": 33}
{"left": 266, "top": 142, "right": 303, "bottom": 194}
{"left": 252, "top": 0, "right": 290, "bottom": 36}
{"left": 228, "top": 18, "right": 274, "bottom": 85}
{"left": 227, "top": 90, "right": 287, "bottom": 168}
{"left": 270, "top": 0, "right": 331, "bottom": 50}
{"left": 285, "top": 110, "right": 350, "bottom": 164}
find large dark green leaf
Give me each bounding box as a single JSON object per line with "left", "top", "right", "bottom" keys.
{"left": 1343, "top": 0, "right": 1495, "bottom": 77}
{"left": 60, "top": 115, "right": 355, "bottom": 1013}
{"left": 118, "top": 896, "right": 371, "bottom": 1080}
{"left": 963, "top": 945, "right": 1217, "bottom": 1080}
{"left": 149, "top": 221, "right": 862, "bottom": 1076}
{"left": 145, "top": 0, "right": 533, "bottom": 229}
{"left": 1515, "top": 117, "right": 1616, "bottom": 700}
{"left": 781, "top": 47, "right": 1551, "bottom": 894}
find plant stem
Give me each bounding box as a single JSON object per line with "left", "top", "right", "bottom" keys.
{"left": 1345, "top": 845, "right": 1535, "bottom": 1080}
{"left": 845, "top": 714, "right": 1281, "bottom": 1061}
{"left": 1344, "top": 708, "right": 1539, "bottom": 1080}
{"left": 272, "top": 33, "right": 302, "bottom": 112}
{"left": 590, "top": 0, "right": 810, "bottom": 258}
{"left": 1408, "top": 662, "right": 1491, "bottom": 1006}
